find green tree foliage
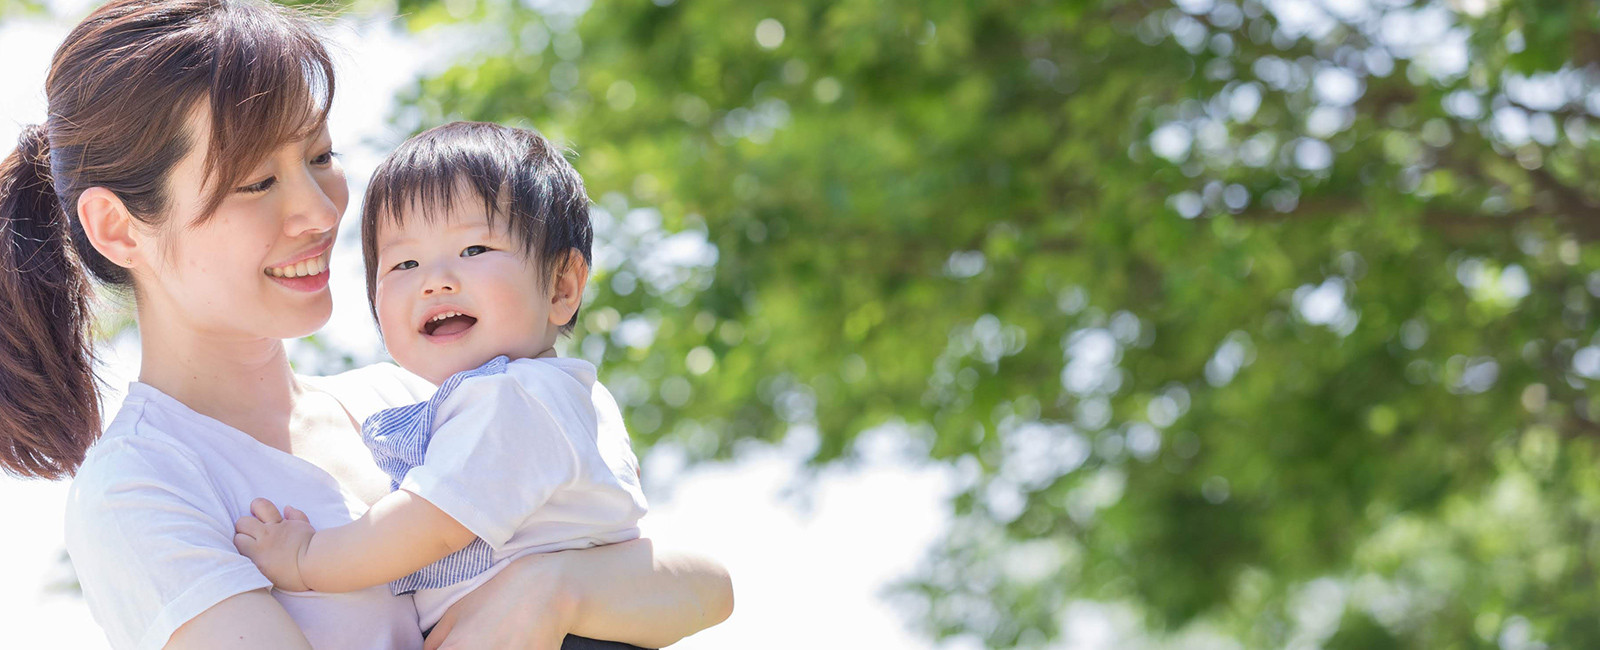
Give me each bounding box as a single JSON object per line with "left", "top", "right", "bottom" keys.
{"left": 388, "top": 0, "right": 1600, "bottom": 646}
{"left": 0, "top": 0, "right": 45, "bottom": 18}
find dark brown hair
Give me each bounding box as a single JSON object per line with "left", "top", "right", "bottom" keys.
{"left": 0, "top": 0, "right": 335, "bottom": 479}
{"left": 360, "top": 121, "right": 593, "bottom": 333}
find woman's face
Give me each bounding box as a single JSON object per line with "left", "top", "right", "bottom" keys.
{"left": 138, "top": 108, "right": 348, "bottom": 342}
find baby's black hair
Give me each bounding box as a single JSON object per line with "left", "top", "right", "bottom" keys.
{"left": 360, "top": 121, "right": 592, "bottom": 332}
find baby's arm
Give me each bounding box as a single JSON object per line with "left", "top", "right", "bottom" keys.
{"left": 232, "top": 491, "right": 476, "bottom": 593}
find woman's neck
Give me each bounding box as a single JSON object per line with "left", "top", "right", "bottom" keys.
{"left": 135, "top": 308, "right": 303, "bottom": 451}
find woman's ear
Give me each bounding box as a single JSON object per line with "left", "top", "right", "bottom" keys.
{"left": 77, "top": 187, "right": 144, "bottom": 270}
{"left": 548, "top": 248, "right": 590, "bottom": 327}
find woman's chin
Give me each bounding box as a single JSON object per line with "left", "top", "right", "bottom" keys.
{"left": 260, "top": 300, "right": 334, "bottom": 341}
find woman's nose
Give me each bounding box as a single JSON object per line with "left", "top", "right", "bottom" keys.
{"left": 283, "top": 170, "right": 341, "bottom": 237}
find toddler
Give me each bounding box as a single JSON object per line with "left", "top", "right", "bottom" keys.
{"left": 232, "top": 122, "right": 649, "bottom": 644}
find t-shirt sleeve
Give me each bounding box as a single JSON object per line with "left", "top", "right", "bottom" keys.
{"left": 396, "top": 373, "right": 580, "bottom": 549}
{"left": 64, "top": 438, "right": 273, "bottom": 650}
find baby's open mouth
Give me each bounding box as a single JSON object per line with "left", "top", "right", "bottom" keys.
{"left": 422, "top": 311, "right": 478, "bottom": 337}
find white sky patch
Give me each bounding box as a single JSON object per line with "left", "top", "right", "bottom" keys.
{"left": 1313, "top": 67, "right": 1363, "bottom": 106}
{"left": 1295, "top": 277, "right": 1359, "bottom": 336}
{"left": 1150, "top": 122, "right": 1193, "bottom": 161}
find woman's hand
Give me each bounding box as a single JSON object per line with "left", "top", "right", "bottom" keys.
{"left": 423, "top": 551, "right": 576, "bottom": 650}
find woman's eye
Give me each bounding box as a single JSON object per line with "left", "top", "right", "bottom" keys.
{"left": 392, "top": 260, "right": 418, "bottom": 271}
{"left": 237, "top": 177, "right": 276, "bottom": 194}
{"left": 311, "top": 150, "right": 337, "bottom": 166}
{"left": 462, "top": 245, "right": 491, "bottom": 257}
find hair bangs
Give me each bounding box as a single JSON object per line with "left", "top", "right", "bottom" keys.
{"left": 371, "top": 133, "right": 530, "bottom": 255}
{"left": 195, "top": 1, "right": 334, "bottom": 218}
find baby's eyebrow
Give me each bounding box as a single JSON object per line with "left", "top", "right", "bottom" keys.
{"left": 377, "top": 235, "right": 416, "bottom": 257}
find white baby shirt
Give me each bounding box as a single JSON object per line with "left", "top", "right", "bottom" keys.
{"left": 363, "top": 356, "right": 648, "bottom": 629}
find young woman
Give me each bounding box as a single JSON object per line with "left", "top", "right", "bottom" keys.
{"left": 0, "top": 0, "right": 732, "bottom": 648}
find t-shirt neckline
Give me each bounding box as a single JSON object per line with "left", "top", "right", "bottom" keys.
{"left": 123, "top": 379, "right": 371, "bottom": 509}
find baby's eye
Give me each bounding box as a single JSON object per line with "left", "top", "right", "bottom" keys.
{"left": 462, "top": 245, "right": 491, "bottom": 257}
{"left": 392, "top": 260, "right": 418, "bottom": 271}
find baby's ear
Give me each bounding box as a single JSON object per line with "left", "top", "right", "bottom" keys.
{"left": 548, "top": 248, "right": 590, "bottom": 326}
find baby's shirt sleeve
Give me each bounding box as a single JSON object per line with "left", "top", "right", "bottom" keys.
{"left": 396, "top": 373, "right": 580, "bottom": 549}
{"left": 64, "top": 437, "right": 273, "bottom": 650}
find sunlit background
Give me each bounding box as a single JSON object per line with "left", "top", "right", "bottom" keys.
{"left": 8, "top": 0, "right": 1600, "bottom": 647}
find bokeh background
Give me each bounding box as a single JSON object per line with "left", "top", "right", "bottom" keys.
{"left": 4, "top": 0, "right": 1599, "bottom": 647}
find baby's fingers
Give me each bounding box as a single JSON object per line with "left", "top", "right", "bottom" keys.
{"left": 235, "top": 514, "right": 264, "bottom": 538}
{"left": 283, "top": 505, "right": 309, "bottom": 523}
{"left": 232, "top": 532, "right": 257, "bottom": 556}
{"left": 249, "top": 497, "right": 284, "bottom": 524}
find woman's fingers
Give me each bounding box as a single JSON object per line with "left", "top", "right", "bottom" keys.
{"left": 250, "top": 497, "right": 284, "bottom": 524}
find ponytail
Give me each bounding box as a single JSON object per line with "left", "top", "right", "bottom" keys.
{"left": 0, "top": 125, "right": 100, "bottom": 480}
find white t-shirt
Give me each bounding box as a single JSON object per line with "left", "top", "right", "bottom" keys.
{"left": 63, "top": 363, "right": 434, "bottom": 650}
{"left": 397, "top": 357, "right": 647, "bottom": 629}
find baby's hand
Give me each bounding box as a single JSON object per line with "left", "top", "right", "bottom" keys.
{"left": 233, "top": 497, "right": 315, "bottom": 592}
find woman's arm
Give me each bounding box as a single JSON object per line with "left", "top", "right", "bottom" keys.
{"left": 425, "top": 538, "right": 733, "bottom": 650}
{"left": 558, "top": 538, "right": 734, "bottom": 644}
{"left": 164, "top": 589, "right": 313, "bottom": 650}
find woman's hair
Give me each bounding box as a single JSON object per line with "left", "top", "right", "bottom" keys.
{"left": 360, "top": 121, "right": 593, "bottom": 333}
{"left": 0, "top": 0, "right": 335, "bottom": 480}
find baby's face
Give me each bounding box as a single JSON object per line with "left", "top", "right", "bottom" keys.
{"left": 372, "top": 193, "right": 558, "bottom": 385}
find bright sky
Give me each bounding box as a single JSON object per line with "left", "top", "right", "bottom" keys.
{"left": 0, "top": 4, "right": 968, "bottom": 649}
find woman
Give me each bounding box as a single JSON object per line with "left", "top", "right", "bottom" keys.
{"left": 0, "top": 0, "right": 732, "bottom": 648}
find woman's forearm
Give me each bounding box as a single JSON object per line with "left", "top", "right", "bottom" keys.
{"left": 546, "top": 537, "right": 733, "bottom": 647}
{"left": 428, "top": 537, "right": 733, "bottom": 649}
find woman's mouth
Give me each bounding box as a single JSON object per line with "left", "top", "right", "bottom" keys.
{"left": 265, "top": 250, "right": 331, "bottom": 278}
{"left": 264, "top": 249, "right": 332, "bottom": 293}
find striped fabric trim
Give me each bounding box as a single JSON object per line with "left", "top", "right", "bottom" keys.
{"left": 361, "top": 356, "right": 509, "bottom": 593}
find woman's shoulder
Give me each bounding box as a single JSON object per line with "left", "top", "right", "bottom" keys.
{"left": 73, "top": 393, "right": 209, "bottom": 492}
{"left": 65, "top": 396, "right": 227, "bottom": 544}
{"left": 305, "top": 361, "right": 437, "bottom": 420}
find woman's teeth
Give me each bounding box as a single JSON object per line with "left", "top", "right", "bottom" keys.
{"left": 266, "top": 253, "right": 329, "bottom": 278}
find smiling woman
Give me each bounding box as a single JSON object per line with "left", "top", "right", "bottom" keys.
{"left": 0, "top": 0, "right": 335, "bottom": 480}
{"left": 0, "top": 0, "right": 730, "bottom": 649}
